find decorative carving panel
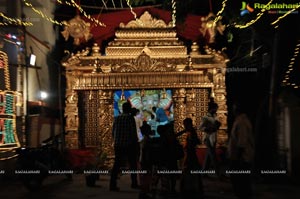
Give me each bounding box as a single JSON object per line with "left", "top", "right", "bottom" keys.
{"left": 194, "top": 88, "right": 210, "bottom": 128}
{"left": 97, "top": 90, "right": 114, "bottom": 168}
{"left": 173, "top": 88, "right": 187, "bottom": 144}
{"left": 74, "top": 72, "right": 211, "bottom": 90}
{"left": 119, "top": 11, "right": 173, "bottom": 28}
{"left": 81, "top": 91, "right": 99, "bottom": 147}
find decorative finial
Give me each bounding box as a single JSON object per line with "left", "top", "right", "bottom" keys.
{"left": 92, "top": 43, "right": 101, "bottom": 56}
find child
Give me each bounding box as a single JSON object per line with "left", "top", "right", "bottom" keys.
{"left": 139, "top": 121, "right": 160, "bottom": 199}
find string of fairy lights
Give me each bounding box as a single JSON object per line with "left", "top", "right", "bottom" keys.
{"left": 171, "top": 0, "right": 176, "bottom": 27}
{"left": 271, "top": 4, "right": 300, "bottom": 28}
{"left": 22, "top": 0, "right": 68, "bottom": 26}
{"left": 56, "top": 0, "right": 106, "bottom": 27}
{"left": 214, "top": 0, "right": 227, "bottom": 24}
{"left": 0, "top": 48, "right": 21, "bottom": 159}
{"left": 125, "top": 0, "right": 138, "bottom": 22}
{"left": 0, "top": 51, "right": 10, "bottom": 90}
{"left": 0, "top": 12, "right": 33, "bottom": 26}
{"left": 0, "top": 91, "right": 22, "bottom": 146}
{"left": 0, "top": 85, "right": 21, "bottom": 159}
{"left": 281, "top": 40, "right": 300, "bottom": 89}
{"left": 0, "top": 0, "right": 297, "bottom": 31}
{"left": 233, "top": 0, "right": 273, "bottom": 29}
{"left": 0, "top": 92, "right": 18, "bottom": 143}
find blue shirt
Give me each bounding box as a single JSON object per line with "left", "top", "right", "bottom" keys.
{"left": 156, "top": 108, "right": 168, "bottom": 123}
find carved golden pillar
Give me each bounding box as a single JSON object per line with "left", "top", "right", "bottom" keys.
{"left": 64, "top": 69, "right": 80, "bottom": 149}
{"left": 83, "top": 90, "right": 99, "bottom": 147}
{"left": 194, "top": 88, "right": 210, "bottom": 145}
{"left": 185, "top": 88, "right": 197, "bottom": 125}
{"left": 173, "top": 88, "right": 186, "bottom": 137}
{"left": 98, "top": 90, "right": 114, "bottom": 168}
{"left": 212, "top": 67, "right": 228, "bottom": 146}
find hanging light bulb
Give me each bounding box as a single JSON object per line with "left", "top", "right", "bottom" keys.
{"left": 161, "top": 88, "right": 167, "bottom": 99}
{"left": 15, "top": 91, "right": 23, "bottom": 107}
{"left": 184, "top": 56, "right": 194, "bottom": 71}
{"left": 141, "top": 89, "right": 145, "bottom": 97}
{"left": 120, "top": 89, "right": 126, "bottom": 101}
{"left": 70, "top": 90, "right": 75, "bottom": 102}
{"left": 136, "top": 90, "right": 140, "bottom": 97}
{"left": 210, "top": 88, "right": 215, "bottom": 98}
{"left": 191, "top": 88, "right": 196, "bottom": 99}
{"left": 89, "top": 90, "right": 93, "bottom": 100}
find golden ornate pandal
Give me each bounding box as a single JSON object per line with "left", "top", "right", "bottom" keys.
{"left": 62, "top": 11, "right": 228, "bottom": 168}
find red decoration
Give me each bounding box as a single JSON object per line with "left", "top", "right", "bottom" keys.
{"left": 82, "top": 7, "right": 206, "bottom": 47}
{"left": 66, "top": 149, "right": 97, "bottom": 170}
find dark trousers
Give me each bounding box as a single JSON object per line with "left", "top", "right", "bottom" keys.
{"left": 110, "top": 145, "right": 138, "bottom": 188}
{"left": 203, "top": 139, "right": 218, "bottom": 174}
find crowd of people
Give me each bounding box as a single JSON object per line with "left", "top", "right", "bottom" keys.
{"left": 110, "top": 100, "right": 255, "bottom": 199}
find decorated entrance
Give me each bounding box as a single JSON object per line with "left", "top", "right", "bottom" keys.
{"left": 62, "top": 11, "right": 228, "bottom": 166}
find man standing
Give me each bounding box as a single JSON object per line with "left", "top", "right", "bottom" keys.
{"left": 199, "top": 101, "right": 221, "bottom": 174}
{"left": 110, "top": 102, "right": 139, "bottom": 191}
{"left": 131, "top": 108, "right": 144, "bottom": 162}
{"left": 228, "top": 102, "right": 254, "bottom": 199}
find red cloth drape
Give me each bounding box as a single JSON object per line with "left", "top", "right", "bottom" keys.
{"left": 83, "top": 7, "right": 206, "bottom": 47}
{"left": 66, "top": 149, "right": 96, "bottom": 169}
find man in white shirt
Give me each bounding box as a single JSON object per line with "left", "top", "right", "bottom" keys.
{"left": 132, "top": 108, "right": 144, "bottom": 162}
{"left": 199, "top": 101, "right": 221, "bottom": 175}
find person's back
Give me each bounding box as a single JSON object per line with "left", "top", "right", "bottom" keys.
{"left": 148, "top": 114, "right": 158, "bottom": 137}
{"left": 199, "top": 102, "right": 221, "bottom": 173}
{"left": 180, "top": 118, "right": 203, "bottom": 199}
{"left": 110, "top": 102, "right": 139, "bottom": 191}
{"left": 228, "top": 113, "right": 254, "bottom": 163}
{"left": 163, "top": 122, "right": 179, "bottom": 169}
{"left": 140, "top": 121, "right": 155, "bottom": 169}
{"left": 182, "top": 118, "right": 201, "bottom": 170}
{"left": 113, "top": 113, "right": 137, "bottom": 147}
{"left": 139, "top": 122, "right": 162, "bottom": 199}
{"left": 228, "top": 102, "right": 254, "bottom": 199}
{"left": 199, "top": 112, "right": 220, "bottom": 147}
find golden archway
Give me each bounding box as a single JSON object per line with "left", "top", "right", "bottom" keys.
{"left": 62, "top": 11, "right": 228, "bottom": 166}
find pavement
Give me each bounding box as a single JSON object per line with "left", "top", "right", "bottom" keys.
{"left": 0, "top": 172, "right": 300, "bottom": 199}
